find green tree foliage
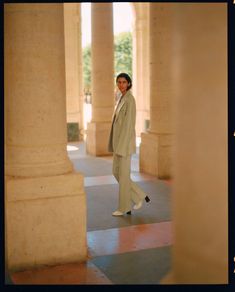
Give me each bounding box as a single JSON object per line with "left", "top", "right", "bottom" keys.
{"left": 114, "top": 31, "right": 132, "bottom": 79}
{"left": 82, "top": 45, "right": 91, "bottom": 89}
{"left": 82, "top": 31, "right": 132, "bottom": 88}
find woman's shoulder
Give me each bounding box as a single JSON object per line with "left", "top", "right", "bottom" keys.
{"left": 126, "top": 90, "right": 135, "bottom": 102}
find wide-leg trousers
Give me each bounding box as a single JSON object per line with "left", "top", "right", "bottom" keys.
{"left": 112, "top": 153, "right": 146, "bottom": 213}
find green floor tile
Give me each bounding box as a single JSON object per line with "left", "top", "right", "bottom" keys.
{"left": 71, "top": 157, "right": 113, "bottom": 177}
{"left": 86, "top": 181, "right": 171, "bottom": 231}
{"left": 90, "top": 246, "right": 172, "bottom": 284}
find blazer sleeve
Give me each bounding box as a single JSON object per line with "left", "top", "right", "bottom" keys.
{"left": 115, "top": 97, "right": 136, "bottom": 157}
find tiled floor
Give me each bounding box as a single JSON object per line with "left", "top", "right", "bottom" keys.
{"left": 10, "top": 141, "right": 172, "bottom": 285}
{"left": 11, "top": 262, "right": 112, "bottom": 285}
{"left": 87, "top": 222, "right": 172, "bottom": 257}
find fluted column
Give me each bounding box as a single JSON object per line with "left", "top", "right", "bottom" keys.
{"left": 140, "top": 3, "right": 173, "bottom": 178}
{"left": 132, "top": 3, "right": 150, "bottom": 136}
{"left": 161, "top": 4, "right": 227, "bottom": 284}
{"left": 5, "top": 4, "right": 87, "bottom": 272}
{"left": 64, "top": 3, "right": 84, "bottom": 141}
{"left": 86, "top": 3, "right": 114, "bottom": 155}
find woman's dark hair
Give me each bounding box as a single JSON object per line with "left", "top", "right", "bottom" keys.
{"left": 116, "top": 73, "right": 132, "bottom": 90}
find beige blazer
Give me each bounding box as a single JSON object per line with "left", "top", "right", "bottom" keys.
{"left": 108, "top": 90, "right": 136, "bottom": 157}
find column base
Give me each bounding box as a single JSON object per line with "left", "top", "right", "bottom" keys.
{"left": 139, "top": 132, "right": 172, "bottom": 178}
{"left": 136, "top": 110, "right": 149, "bottom": 137}
{"left": 86, "top": 121, "right": 112, "bottom": 156}
{"left": 5, "top": 172, "right": 87, "bottom": 272}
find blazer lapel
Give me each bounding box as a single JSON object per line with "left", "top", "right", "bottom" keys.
{"left": 115, "top": 98, "right": 125, "bottom": 117}
{"left": 113, "top": 91, "right": 130, "bottom": 121}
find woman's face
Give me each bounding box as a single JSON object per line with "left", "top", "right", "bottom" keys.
{"left": 116, "top": 77, "right": 129, "bottom": 95}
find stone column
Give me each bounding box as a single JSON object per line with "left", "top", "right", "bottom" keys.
{"left": 64, "top": 3, "right": 84, "bottom": 141}
{"left": 140, "top": 3, "right": 173, "bottom": 178}
{"left": 86, "top": 3, "right": 114, "bottom": 156}
{"left": 4, "top": 4, "right": 87, "bottom": 272}
{"left": 132, "top": 3, "right": 150, "bottom": 137}
{"left": 161, "top": 4, "right": 227, "bottom": 284}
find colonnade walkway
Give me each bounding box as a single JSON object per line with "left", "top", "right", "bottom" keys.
{"left": 11, "top": 141, "right": 173, "bottom": 284}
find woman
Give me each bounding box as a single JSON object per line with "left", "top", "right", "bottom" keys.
{"left": 108, "top": 73, "right": 150, "bottom": 216}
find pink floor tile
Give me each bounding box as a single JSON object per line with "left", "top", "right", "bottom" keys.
{"left": 87, "top": 222, "right": 172, "bottom": 257}
{"left": 11, "top": 262, "right": 112, "bottom": 285}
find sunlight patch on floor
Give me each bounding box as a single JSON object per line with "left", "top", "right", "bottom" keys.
{"left": 67, "top": 145, "right": 79, "bottom": 151}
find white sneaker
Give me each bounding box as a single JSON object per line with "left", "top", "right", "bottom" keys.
{"left": 133, "top": 200, "right": 143, "bottom": 210}
{"left": 112, "top": 210, "right": 124, "bottom": 216}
